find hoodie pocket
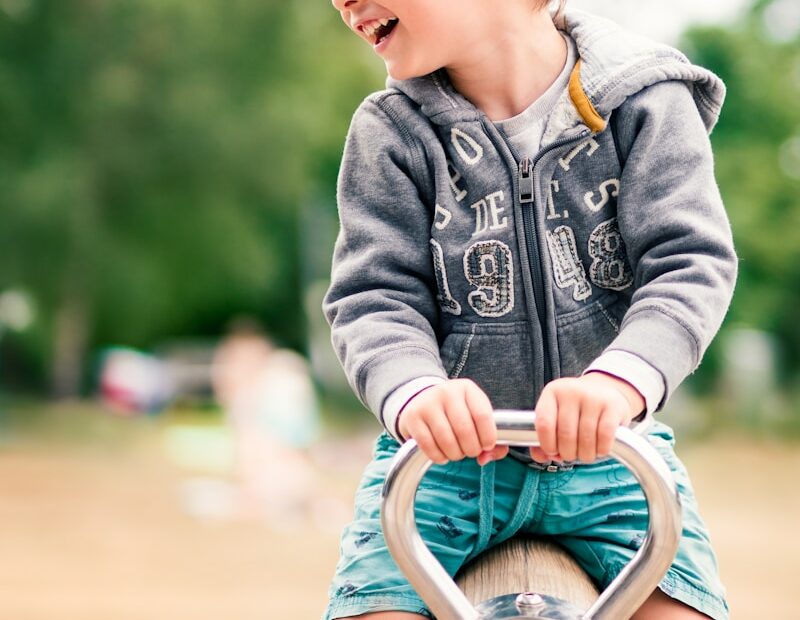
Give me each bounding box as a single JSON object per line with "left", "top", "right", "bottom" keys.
{"left": 555, "top": 293, "right": 628, "bottom": 378}
{"left": 439, "top": 321, "right": 534, "bottom": 409}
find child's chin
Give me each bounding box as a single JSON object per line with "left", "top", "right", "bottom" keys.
{"left": 384, "top": 61, "right": 431, "bottom": 81}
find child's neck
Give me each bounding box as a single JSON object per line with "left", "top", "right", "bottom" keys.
{"left": 445, "top": 11, "right": 567, "bottom": 122}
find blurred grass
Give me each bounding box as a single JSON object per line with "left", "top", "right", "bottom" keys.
{"left": 0, "top": 398, "right": 356, "bottom": 620}
{"left": 0, "top": 398, "right": 151, "bottom": 449}
{"left": 0, "top": 398, "right": 797, "bottom": 618}
{"left": 2, "top": 388, "right": 799, "bottom": 450}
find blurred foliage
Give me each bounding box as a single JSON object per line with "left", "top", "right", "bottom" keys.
{"left": 681, "top": 0, "right": 800, "bottom": 385}
{"left": 0, "top": 0, "right": 798, "bottom": 401}
{"left": 0, "top": 0, "right": 381, "bottom": 393}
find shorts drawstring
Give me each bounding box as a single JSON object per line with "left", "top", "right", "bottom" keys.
{"left": 466, "top": 460, "right": 539, "bottom": 564}
{"left": 492, "top": 466, "right": 538, "bottom": 545}
{"left": 467, "top": 460, "right": 496, "bottom": 564}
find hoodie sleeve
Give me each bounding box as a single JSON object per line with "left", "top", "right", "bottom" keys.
{"left": 323, "top": 97, "right": 447, "bottom": 429}
{"left": 602, "top": 80, "right": 737, "bottom": 404}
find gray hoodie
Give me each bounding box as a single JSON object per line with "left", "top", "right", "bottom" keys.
{"left": 323, "top": 9, "right": 737, "bottom": 436}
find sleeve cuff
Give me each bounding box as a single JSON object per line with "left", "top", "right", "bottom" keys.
{"left": 583, "top": 350, "right": 666, "bottom": 432}
{"left": 382, "top": 376, "right": 446, "bottom": 442}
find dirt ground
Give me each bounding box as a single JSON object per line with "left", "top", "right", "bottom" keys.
{"left": 0, "top": 408, "right": 797, "bottom": 619}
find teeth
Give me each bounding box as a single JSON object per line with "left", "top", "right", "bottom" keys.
{"left": 360, "top": 17, "right": 397, "bottom": 41}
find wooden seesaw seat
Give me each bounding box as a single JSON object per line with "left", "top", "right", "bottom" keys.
{"left": 457, "top": 536, "right": 599, "bottom": 610}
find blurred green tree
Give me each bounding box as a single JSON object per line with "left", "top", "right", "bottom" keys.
{"left": 681, "top": 0, "right": 800, "bottom": 384}
{"left": 8, "top": 0, "right": 796, "bottom": 400}
{"left": 0, "top": 0, "right": 380, "bottom": 395}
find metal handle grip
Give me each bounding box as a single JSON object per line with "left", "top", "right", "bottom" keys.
{"left": 381, "top": 410, "right": 682, "bottom": 620}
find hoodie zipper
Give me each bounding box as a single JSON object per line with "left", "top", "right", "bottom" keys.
{"left": 518, "top": 131, "right": 589, "bottom": 384}
{"left": 483, "top": 119, "right": 590, "bottom": 393}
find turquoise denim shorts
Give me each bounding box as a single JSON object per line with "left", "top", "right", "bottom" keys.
{"left": 323, "top": 422, "right": 728, "bottom": 620}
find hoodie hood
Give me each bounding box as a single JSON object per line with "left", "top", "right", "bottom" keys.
{"left": 386, "top": 9, "right": 725, "bottom": 142}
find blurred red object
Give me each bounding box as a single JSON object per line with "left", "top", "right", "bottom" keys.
{"left": 99, "top": 347, "right": 175, "bottom": 415}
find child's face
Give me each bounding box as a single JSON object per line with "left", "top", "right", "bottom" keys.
{"left": 331, "top": 0, "right": 497, "bottom": 80}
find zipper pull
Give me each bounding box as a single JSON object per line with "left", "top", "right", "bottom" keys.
{"left": 519, "top": 157, "right": 534, "bottom": 204}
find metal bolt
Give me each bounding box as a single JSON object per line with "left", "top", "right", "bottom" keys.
{"left": 515, "top": 592, "right": 545, "bottom": 609}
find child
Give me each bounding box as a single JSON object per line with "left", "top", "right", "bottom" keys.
{"left": 323, "top": 0, "right": 736, "bottom": 618}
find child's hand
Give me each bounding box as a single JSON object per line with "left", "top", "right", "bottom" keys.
{"left": 530, "top": 373, "right": 645, "bottom": 464}
{"left": 397, "top": 379, "right": 509, "bottom": 466}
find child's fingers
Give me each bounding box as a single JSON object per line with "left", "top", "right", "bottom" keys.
{"left": 577, "top": 402, "right": 603, "bottom": 463}
{"left": 529, "top": 446, "right": 551, "bottom": 464}
{"left": 476, "top": 445, "right": 508, "bottom": 466}
{"left": 534, "top": 387, "right": 558, "bottom": 457}
{"left": 596, "top": 408, "right": 624, "bottom": 457}
{"left": 556, "top": 399, "right": 580, "bottom": 462}
{"left": 411, "top": 422, "right": 449, "bottom": 465}
{"left": 425, "top": 410, "right": 464, "bottom": 462}
{"left": 493, "top": 445, "right": 510, "bottom": 460}
{"left": 444, "top": 394, "right": 482, "bottom": 458}
{"left": 463, "top": 381, "right": 497, "bottom": 452}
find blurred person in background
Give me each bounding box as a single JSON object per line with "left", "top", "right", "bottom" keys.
{"left": 212, "top": 317, "right": 321, "bottom": 525}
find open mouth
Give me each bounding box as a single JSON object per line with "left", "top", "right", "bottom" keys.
{"left": 361, "top": 17, "right": 398, "bottom": 46}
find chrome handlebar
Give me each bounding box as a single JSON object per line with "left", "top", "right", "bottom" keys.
{"left": 381, "top": 410, "right": 682, "bottom": 620}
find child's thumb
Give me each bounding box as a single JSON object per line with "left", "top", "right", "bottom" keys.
{"left": 477, "top": 445, "right": 509, "bottom": 465}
